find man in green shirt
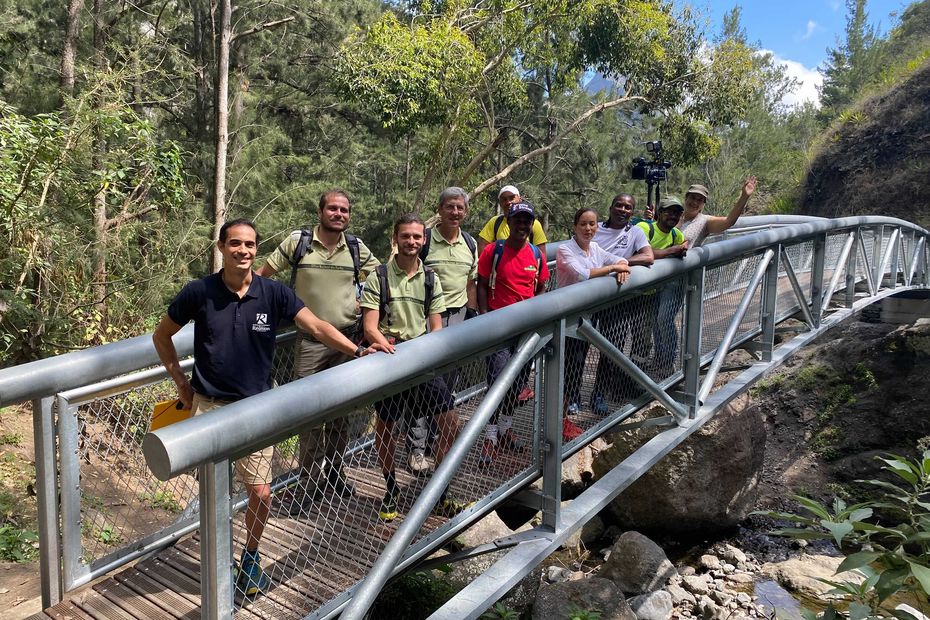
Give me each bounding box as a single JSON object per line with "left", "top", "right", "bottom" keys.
{"left": 257, "top": 189, "right": 379, "bottom": 514}
{"left": 361, "top": 214, "right": 467, "bottom": 522}
{"left": 634, "top": 196, "right": 687, "bottom": 375}
{"left": 405, "top": 187, "right": 479, "bottom": 473}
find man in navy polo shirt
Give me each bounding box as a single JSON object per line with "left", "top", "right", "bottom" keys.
{"left": 152, "top": 218, "right": 391, "bottom": 597}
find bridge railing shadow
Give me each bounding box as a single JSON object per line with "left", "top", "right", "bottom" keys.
{"left": 0, "top": 216, "right": 926, "bottom": 618}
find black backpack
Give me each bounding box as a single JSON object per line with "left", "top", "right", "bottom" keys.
{"left": 288, "top": 229, "right": 362, "bottom": 290}
{"left": 374, "top": 264, "right": 436, "bottom": 323}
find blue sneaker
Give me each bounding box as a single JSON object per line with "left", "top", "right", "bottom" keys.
{"left": 237, "top": 551, "right": 270, "bottom": 597}
{"left": 590, "top": 393, "right": 609, "bottom": 416}
{"left": 567, "top": 401, "right": 581, "bottom": 415}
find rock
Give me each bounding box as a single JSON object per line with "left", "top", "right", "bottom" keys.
{"left": 547, "top": 565, "right": 571, "bottom": 583}
{"left": 667, "top": 583, "right": 696, "bottom": 606}
{"left": 722, "top": 563, "right": 736, "bottom": 574}
{"left": 628, "top": 590, "right": 673, "bottom": 620}
{"left": 699, "top": 555, "right": 722, "bottom": 571}
{"left": 457, "top": 511, "right": 531, "bottom": 548}
{"left": 696, "top": 594, "right": 719, "bottom": 620}
{"left": 569, "top": 571, "right": 587, "bottom": 581}
{"left": 581, "top": 515, "right": 606, "bottom": 546}
{"left": 594, "top": 393, "right": 765, "bottom": 533}
{"left": 681, "top": 575, "right": 711, "bottom": 596}
{"left": 762, "top": 554, "right": 864, "bottom": 598}
{"left": 562, "top": 438, "right": 610, "bottom": 497}
{"left": 721, "top": 544, "right": 748, "bottom": 565}
{"left": 736, "top": 592, "right": 753, "bottom": 605}
{"left": 725, "top": 573, "right": 754, "bottom": 585}
{"left": 599, "top": 531, "right": 678, "bottom": 595}
{"left": 710, "top": 590, "right": 731, "bottom": 606}
{"left": 447, "top": 550, "right": 542, "bottom": 610}
{"left": 532, "top": 578, "right": 636, "bottom": 620}
{"left": 679, "top": 566, "right": 696, "bottom": 577}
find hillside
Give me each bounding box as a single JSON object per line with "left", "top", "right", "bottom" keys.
{"left": 799, "top": 57, "right": 930, "bottom": 228}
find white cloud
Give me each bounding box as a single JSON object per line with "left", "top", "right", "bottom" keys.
{"left": 764, "top": 50, "right": 824, "bottom": 108}
{"left": 829, "top": 0, "right": 841, "bottom": 11}
{"left": 802, "top": 20, "right": 818, "bottom": 40}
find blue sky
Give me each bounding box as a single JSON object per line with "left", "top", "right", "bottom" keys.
{"left": 696, "top": 0, "right": 912, "bottom": 105}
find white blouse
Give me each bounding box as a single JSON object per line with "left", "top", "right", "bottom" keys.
{"left": 556, "top": 238, "right": 626, "bottom": 288}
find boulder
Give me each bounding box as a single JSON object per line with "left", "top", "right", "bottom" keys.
{"left": 532, "top": 578, "right": 636, "bottom": 620}
{"left": 593, "top": 393, "right": 765, "bottom": 533}
{"left": 599, "top": 531, "right": 677, "bottom": 595}
{"left": 667, "top": 583, "right": 696, "bottom": 606}
{"left": 446, "top": 550, "right": 542, "bottom": 611}
{"left": 628, "top": 590, "right": 673, "bottom": 620}
{"left": 761, "top": 554, "right": 864, "bottom": 598}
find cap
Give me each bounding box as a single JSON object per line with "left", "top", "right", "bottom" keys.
{"left": 507, "top": 201, "right": 536, "bottom": 218}
{"left": 498, "top": 185, "right": 520, "bottom": 199}
{"left": 686, "top": 184, "right": 709, "bottom": 199}
{"left": 657, "top": 196, "right": 684, "bottom": 211}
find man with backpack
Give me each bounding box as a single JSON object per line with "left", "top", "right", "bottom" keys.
{"left": 361, "top": 214, "right": 466, "bottom": 522}
{"left": 476, "top": 201, "right": 549, "bottom": 465}
{"left": 403, "top": 187, "right": 479, "bottom": 474}
{"left": 256, "top": 189, "right": 379, "bottom": 515}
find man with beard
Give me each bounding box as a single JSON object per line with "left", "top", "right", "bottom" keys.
{"left": 361, "top": 214, "right": 466, "bottom": 522}
{"left": 257, "top": 189, "right": 379, "bottom": 514}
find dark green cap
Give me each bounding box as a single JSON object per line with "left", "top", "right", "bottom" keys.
{"left": 658, "top": 196, "right": 684, "bottom": 211}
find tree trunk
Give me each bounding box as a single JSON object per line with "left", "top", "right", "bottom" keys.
{"left": 211, "top": 0, "right": 232, "bottom": 272}
{"left": 60, "top": 0, "right": 84, "bottom": 94}
{"left": 91, "top": 0, "right": 108, "bottom": 331}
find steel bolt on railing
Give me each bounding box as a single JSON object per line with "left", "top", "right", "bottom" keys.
{"left": 0, "top": 216, "right": 927, "bottom": 616}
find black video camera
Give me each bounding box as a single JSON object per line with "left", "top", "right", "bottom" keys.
{"left": 630, "top": 140, "right": 672, "bottom": 183}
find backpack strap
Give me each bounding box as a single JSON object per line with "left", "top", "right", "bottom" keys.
{"left": 375, "top": 264, "right": 390, "bottom": 323}
{"left": 344, "top": 233, "right": 362, "bottom": 289}
{"left": 462, "top": 230, "right": 477, "bottom": 256}
{"left": 489, "top": 240, "right": 506, "bottom": 291}
{"left": 492, "top": 215, "right": 506, "bottom": 239}
{"left": 647, "top": 221, "right": 655, "bottom": 242}
{"left": 289, "top": 228, "right": 313, "bottom": 289}
{"left": 529, "top": 243, "right": 543, "bottom": 291}
{"left": 423, "top": 267, "right": 435, "bottom": 319}
{"left": 419, "top": 228, "right": 432, "bottom": 263}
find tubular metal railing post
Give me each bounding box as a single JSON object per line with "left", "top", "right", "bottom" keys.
{"left": 342, "top": 333, "right": 543, "bottom": 620}
{"left": 199, "top": 459, "right": 233, "bottom": 620}
{"left": 846, "top": 229, "right": 859, "bottom": 308}
{"left": 541, "top": 320, "right": 565, "bottom": 531}
{"left": 759, "top": 247, "right": 781, "bottom": 363}
{"left": 873, "top": 226, "right": 886, "bottom": 290}
{"left": 682, "top": 268, "right": 705, "bottom": 417}
{"left": 810, "top": 234, "right": 827, "bottom": 326}
{"left": 56, "top": 395, "right": 85, "bottom": 591}
{"left": 877, "top": 228, "right": 900, "bottom": 292}
{"left": 698, "top": 249, "right": 775, "bottom": 405}
{"left": 890, "top": 227, "right": 901, "bottom": 290}
{"left": 33, "top": 396, "right": 62, "bottom": 608}
{"left": 906, "top": 236, "right": 924, "bottom": 287}
{"left": 822, "top": 232, "right": 855, "bottom": 312}
{"left": 858, "top": 233, "right": 877, "bottom": 296}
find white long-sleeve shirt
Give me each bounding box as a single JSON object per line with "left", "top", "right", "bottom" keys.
{"left": 556, "top": 238, "right": 626, "bottom": 288}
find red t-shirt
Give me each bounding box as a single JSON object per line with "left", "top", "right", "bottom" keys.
{"left": 477, "top": 242, "right": 550, "bottom": 311}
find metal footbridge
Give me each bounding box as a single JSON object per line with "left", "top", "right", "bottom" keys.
{"left": 1, "top": 215, "right": 928, "bottom": 620}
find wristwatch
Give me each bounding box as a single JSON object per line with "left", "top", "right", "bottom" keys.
{"left": 354, "top": 344, "right": 367, "bottom": 358}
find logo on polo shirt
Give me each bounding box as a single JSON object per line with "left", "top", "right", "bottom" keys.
{"left": 252, "top": 313, "right": 270, "bottom": 333}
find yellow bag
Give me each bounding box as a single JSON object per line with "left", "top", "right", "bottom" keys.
{"left": 151, "top": 399, "right": 191, "bottom": 431}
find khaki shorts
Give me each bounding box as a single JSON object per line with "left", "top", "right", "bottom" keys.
{"left": 191, "top": 393, "right": 273, "bottom": 486}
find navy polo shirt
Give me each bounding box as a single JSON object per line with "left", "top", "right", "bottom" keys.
{"left": 167, "top": 272, "right": 304, "bottom": 400}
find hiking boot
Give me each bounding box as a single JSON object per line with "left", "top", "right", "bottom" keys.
{"left": 567, "top": 401, "right": 582, "bottom": 415}
{"left": 433, "top": 494, "right": 473, "bottom": 518}
{"left": 517, "top": 386, "right": 535, "bottom": 403}
{"left": 407, "top": 451, "right": 431, "bottom": 475}
{"left": 378, "top": 490, "right": 399, "bottom": 522}
{"left": 562, "top": 417, "right": 584, "bottom": 442}
{"left": 499, "top": 429, "right": 526, "bottom": 452}
{"left": 312, "top": 473, "right": 355, "bottom": 501}
{"left": 236, "top": 552, "right": 270, "bottom": 597}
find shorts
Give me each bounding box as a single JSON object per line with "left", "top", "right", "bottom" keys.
{"left": 374, "top": 376, "right": 454, "bottom": 423}
{"left": 191, "top": 393, "right": 274, "bottom": 486}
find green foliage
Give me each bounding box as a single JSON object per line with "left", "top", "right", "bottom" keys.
{"left": 0, "top": 524, "right": 38, "bottom": 562}
{"left": 480, "top": 602, "right": 521, "bottom": 620}
{"left": 141, "top": 490, "right": 182, "bottom": 513}
{"left": 96, "top": 523, "right": 119, "bottom": 545}
{"left": 568, "top": 607, "right": 602, "bottom": 620}
{"left": 0, "top": 432, "right": 21, "bottom": 446}
{"left": 756, "top": 451, "right": 930, "bottom": 618}
{"left": 371, "top": 570, "right": 459, "bottom": 619}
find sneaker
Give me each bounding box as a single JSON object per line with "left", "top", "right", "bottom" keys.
{"left": 567, "top": 401, "right": 581, "bottom": 415}
{"left": 379, "top": 490, "right": 399, "bottom": 522}
{"left": 562, "top": 417, "right": 584, "bottom": 442}
{"left": 517, "top": 386, "right": 535, "bottom": 403}
{"left": 236, "top": 552, "right": 270, "bottom": 597}
{"left": 407, "top": 451, "right": 432, "bottom": 475}
{"left": 590, "top": 393, "right": 609, "bottom": 416}
{"left": 433, "top": 494, "right": 473, "bottom": 518}
{"left": 499, "top": 429, "right": 526, "bottom": 452}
